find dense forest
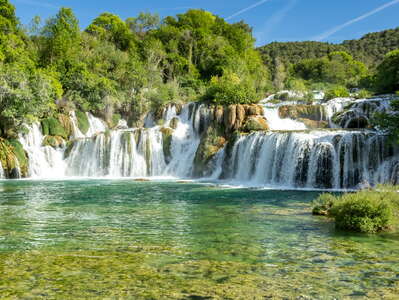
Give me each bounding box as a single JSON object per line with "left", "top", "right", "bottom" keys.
{"left": 259, "top": 27, "right": 399, "bottom": 73}
{"left": 0, "top": 0, "right": 398, "bottom": 140}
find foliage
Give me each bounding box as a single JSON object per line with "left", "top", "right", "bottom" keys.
{"left": 325, "top": 86, "right": 349, "bottom": 100}
{"left": 291, "top": 51, "right": 368, "bottom": 88}
{"left": 41, "top": 117, "right": 68, "bottom": 139}
{"left": 313, "top": 185, "right": 399, "bottom": 233}
{"left": 373, "top": 100, "right": 399, "bottom": 144}
{"left": 203, "top": 72, "right": 259, "bottom": 105}
{"left": 374, "top": 49, "right": 399, "bottom": 94}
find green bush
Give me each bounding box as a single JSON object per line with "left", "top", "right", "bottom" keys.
{"left": 313, "top": 185, "right": 399, "bottom": 233}
{"left": 204, "top": 72, "right": 259, "bottom": 105}
{"left": 325, "top": 86, "right": 349, "bottom": 100}
{"left": 355, "top": 89, "right": 372, "bottom": 99}
{"left": 75, "top": 110, "right": 90, "bottom": 134}
{"left": 312, "top": 193, "right": 336, "bottom": 216}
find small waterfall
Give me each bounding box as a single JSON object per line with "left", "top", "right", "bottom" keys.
{"left": 18, "top": 123, "right": 66, "bottom": 178}
{"left": 219, "top": 130, "right": 399, "bottom": 189}
{"left": 0, "top": 161, "right": 4, "bottom": 179}
{"left": 69, "top": 111, "right": 85, "bottom": 138}
{"left": 263, "top": 106, "right": 307, "bottom": 130}
{"left": 69, "top": 111, "right": 107, "bottom": 138}
{"left": 86, "top": 113, "right": 107, "bottom": 136}
{"left": 165, "top": 104, "right": 201, "bottom": 177}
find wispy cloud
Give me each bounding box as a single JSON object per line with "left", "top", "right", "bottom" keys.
{"left": 14, "top": 0, "right": 59, "bottom": 9}
{"left": 313, "top": 0, "right": 399, "bottom": 41}
{"left": 226, "top": 0, "right": 273, "bottom": 20}
{"left": 255, "top": 0, "right": 297, "bottom": 45}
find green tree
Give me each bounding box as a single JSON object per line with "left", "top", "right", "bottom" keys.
{"left": 374, "top": 49, "right": 399, "bottom": 93}
{"left": 41, "top": 7, "right": 80, "bottom": 65}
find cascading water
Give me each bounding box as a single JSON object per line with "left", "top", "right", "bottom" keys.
{"left": 0, "top": 161, "right": 4, "bottom": 179}
{"left": 18, "top": 123, "right": 66, "bottom": 178}
{"left": 218, "top": 130, "right": 399, "bottom": 189}
{"left": 262, "top": 106, "right": 307, "bottom": 130}
{"left": 13, "top": 98, "right": 399, "bottom": 189}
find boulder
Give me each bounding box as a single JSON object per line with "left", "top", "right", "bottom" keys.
{"left": 242, "top": 116, "right": 269, "bottom": 132}
{"left": 224, "top": 105, "right": 236, "bottom": 131}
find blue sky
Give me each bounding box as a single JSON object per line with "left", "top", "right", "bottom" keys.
{"left": 10, "top": 0, "right": 399, "bottom": 46}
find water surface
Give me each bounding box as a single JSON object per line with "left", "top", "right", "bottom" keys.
{"left": 0, "top": 180, "right": 398, "bottom": 299}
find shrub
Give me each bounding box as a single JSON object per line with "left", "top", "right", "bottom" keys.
{"left": 312, "top": 193, "right": 336, "bottom": 216}
{"left": 204, "top": 72, "right": 259, "bottom": 105}
{"left": 325, "top": 86, "right": 349, "bottom": 100}
{"left": 313, "top": 185, "right": 399, "bottom": 233}
{"left": 355, "top": 89, "right": 372, "bottom": 99}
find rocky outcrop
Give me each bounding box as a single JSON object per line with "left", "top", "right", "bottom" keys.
{"left": 297, "top": 118, "right": 329, "bottom": 129}
{"left": 279, "top": 105, "right": 326, "bottom": 121}
{"left": 42, "top": 136, "right": 65, "bottom": 148}
{"left": 0, "top": 138, "right": 28, "bottom": 178}
{"left": 193, "top": 126, "right": 226, "bottom": 177}
{"left": 160, "top": 127, "right": 174, "bottom": 164}
{"left": 242, "top": 116, "right": 269, "bottom": 132}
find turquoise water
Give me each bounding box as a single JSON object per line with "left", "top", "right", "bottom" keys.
{"left": 0, "top": 180, "right": 399, "bottom": 299}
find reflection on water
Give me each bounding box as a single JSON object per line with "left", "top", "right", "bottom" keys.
{"left": 0, "top": 180, "right": 399, "bottom": 299}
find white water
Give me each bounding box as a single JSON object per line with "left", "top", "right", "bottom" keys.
{"left": 10, "top": 100, "right": 399, "bottom": 189}
{"left": 0, "top": 161, "right": 4, "bottom": 179}
{"left": 219, "top": 130, "right": 399, "bottom": 189}
{"left": 263, "top": 106, "right": 307, "bottom": 130}
{"left": 18, "top": 123, "right": 66, "bottom": 178}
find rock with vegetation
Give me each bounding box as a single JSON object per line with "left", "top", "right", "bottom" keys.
{"left": 42, "top": 136, "right": 65, "bottom": 148}
{"left": 75, "top": 111, "right": 90, "bottom": 135}
{"left": 242, "top": 116, "right": 269, "bottom": 132}
{"left": 160, "top": 127, "right": 174, "bottom": 163}
{"left": 312, "top": 185, "right": 399, "bottom": 233}
{"left": 0, "top": 138, "right": 28, "bottom": 178}
{"left": 193, "top": 126, "right": 226, "bottom": 177}
{"left": 41, "top": 116, "right": 69, "bottom": 139}
{"left": 279, "top": 105, "right": 326, "bottom": 121}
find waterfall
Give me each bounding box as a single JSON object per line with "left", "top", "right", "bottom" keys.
{"left": 12, "top": 101, "right": 399, "bottom": 189}
{"left": 263, "top": 106, "right": 307, "bottom": 130}
{"left": 0, "top": 161, "right": 4, "bottom": 179}
{"left": 219, "top": 130, "right": 399, "bottom": 189}
{"left": 69, "top": 111, "right": 107, "bottom": 138}
{"left": 18, "top": 123, "right": 66, "bottom": 178}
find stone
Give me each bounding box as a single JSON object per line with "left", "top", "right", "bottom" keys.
{"left": 242, "top": 116, "right": 269, "bottom": 132}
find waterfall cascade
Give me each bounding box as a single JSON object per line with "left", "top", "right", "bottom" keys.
{"left": 6, "top": 96, "right": 399, "bottom": 189}
{"left": 0, "top": 161, "right": 4, "bottom": 179}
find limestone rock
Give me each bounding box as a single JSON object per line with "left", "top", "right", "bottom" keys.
{"left": 242, "top": 116, "right": 269, "bottom": 132}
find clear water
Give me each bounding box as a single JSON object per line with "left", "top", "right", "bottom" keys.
{"left": 0, "top": 180, "right": 399, "bottom": 299}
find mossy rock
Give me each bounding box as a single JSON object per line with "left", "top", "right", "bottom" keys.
{"left": 193, "top": 126, "right": 226, "bottom": 177}
{"left": 279, "top": 105, "right": 326, "bottom": 121}
{"left": 75, "top": 110, "right": 90, "bottom": 135}
{"left": 42, "top": 136, "right": 65, "bottom": 148}
{"left": 298, "top": 118, "right": 329, "bottom": 129}
{"left": 0, "top": 138, "right": 28, "bottom": 178}
{"left": 160, "top": 127, "right": 174, "bottom": 163}
{"left": 41, "top": 117, "right": 68, "bottom": 139}
{"left": 169, "top": 117, "right": 179, "bottom": 130}
{"left": 242, "top": 116, "right": 269, "bottom": 132}
{"left": 58, "top": 114, "right": 73, "bottom": 138}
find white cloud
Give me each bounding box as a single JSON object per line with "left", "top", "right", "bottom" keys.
{"left": 314, "top": 0, "right": 399, "bottom": 41}
{"left": 226, "top": 0, "right": 273, "bottom": 20}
